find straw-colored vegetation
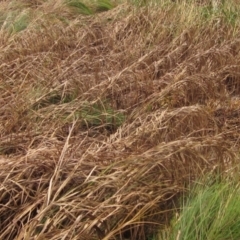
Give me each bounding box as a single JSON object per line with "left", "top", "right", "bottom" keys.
{"left": 0, "top": 0, "right": 240, "bottom": 239}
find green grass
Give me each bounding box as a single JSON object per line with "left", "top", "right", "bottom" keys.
{"left": 65, "top": 0, "right": 93, "bottom": 15}
{"left": 65, "top": 0, "right": 115, "bottom": 15}
{"left": 79, "top": 101, "right": 125, "bottom": 129}
{"left": 0, "top": 9, "right": 30, "bottom": 33}
{"left": 96, "top": 0, "right": 114, "bottom": 12}
{"left": 159, "top": 174, "right": 240, "bottom": 240}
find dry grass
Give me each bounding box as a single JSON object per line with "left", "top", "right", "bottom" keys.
{"left": 1, "top": 0, "right": 240, "bottom": 239}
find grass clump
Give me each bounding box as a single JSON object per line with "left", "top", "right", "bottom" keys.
{"left": 162, "top": 174, "right": 240, "bottom": 240}
{"left": 65, "top": 0, "right": 115, "bottom": 15}
{"left": 65, "top": 0, "right": 93, "bottom": 15}
{"left": 0, "top": 9, "right": 31, "bottom": 33}
{"left": 79, "top": 101, "right": 125, "bottom": 129}
{"left": 96, "top": 0, "right": 114, "bottom": 12}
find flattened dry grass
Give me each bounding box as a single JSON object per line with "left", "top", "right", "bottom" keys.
{"left": 1, "top": 0, "right": 240, "bottom": 239}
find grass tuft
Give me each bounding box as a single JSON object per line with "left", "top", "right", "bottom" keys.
{"left": 65, "top": 0, "right": 93, "bottom": 15}
{"left": 96, "top": 0, "right": 114, "bottom": 12}
{"left": 167, "top": 174, "right": 240, "bottom": 240}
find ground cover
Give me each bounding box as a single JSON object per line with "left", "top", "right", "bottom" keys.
{"left": 156, "top": 173, "right": 240, "bottom": 240}
{"left": 0, "top": 0, "right": 240, "bottom": 239}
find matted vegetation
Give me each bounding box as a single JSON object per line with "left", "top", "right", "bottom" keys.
{"left": 0, "top": 0, "right": 240, "bottom": 239}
